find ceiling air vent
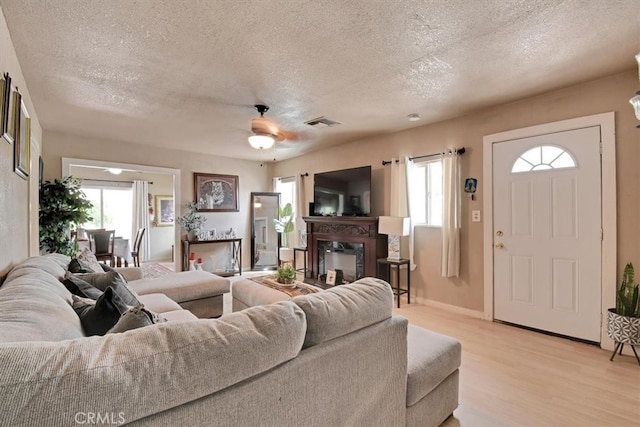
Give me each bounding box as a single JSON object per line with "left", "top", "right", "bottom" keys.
{"left": 304, "top": 116, "right": 341, "bottom": 128}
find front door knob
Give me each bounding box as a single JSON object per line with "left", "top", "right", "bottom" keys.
{"left": 495, "top": 242, "right": 504, "bottom": 249}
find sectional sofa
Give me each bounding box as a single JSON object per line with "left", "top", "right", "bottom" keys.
{"left": 0, "top": 254, "right": 461, "bottom": 426}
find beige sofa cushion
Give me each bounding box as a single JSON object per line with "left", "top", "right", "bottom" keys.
{"left": 0, "top": 301, "right": 306, "bottom": 426}
{"left": 0, "top": 254, "right": 83, "bottom": 343}
{"left": 292, "top": 277, "right": 393, "bottom": 348}
{"left": 137, "top": 293, "right": 183, "bottom": 313}
{"left": 128, "top": 271, "right": 229, "bottom": 303}
{"left": 406, "top": 324, "right": 462, "bottom": 406}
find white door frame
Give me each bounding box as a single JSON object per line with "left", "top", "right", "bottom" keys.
{"left": 62, "top": 157, "right": 182, "bottom": 272}
{"left": 482, "top": 112, "right": 616, "bottom": 350}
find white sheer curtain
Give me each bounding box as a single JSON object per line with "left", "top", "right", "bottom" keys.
{"left": 294, "top": 174, "right": 305, "bottom": 248}
{"left": 404, "top": 156, "right": 418, "bottom": 270}
{"left": 132, "top": 180, "right": 151, "bottom": 262}
{"left": 389, "top": 158, "right": 411, "bottom": 265}
{"left": 441, "top": 152, "right": 461, "bottom": 277}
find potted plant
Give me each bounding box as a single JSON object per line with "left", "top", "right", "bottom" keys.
{"left": 39, "top": 176, "right": 94, "bottom": 256}
{"left": 273, "top": 202, "right": 294, "bottom": 248}
{"left": 177, "top": 201, "right": 206, "bottom": 242}
{"left": 607, "top": 262, "right": 640, "bottom": 364}
{"left": 275, "top": 264, "right": 296, "bottom": 285}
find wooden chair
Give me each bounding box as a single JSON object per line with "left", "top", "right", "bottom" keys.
{"left": 131, "top": 228, "right": 145, "bottom": 267}
{"left": 86, "top": 229, "right": 115, "bottom": 265}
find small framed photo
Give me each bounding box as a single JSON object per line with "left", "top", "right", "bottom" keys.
{"left": 326, "top": 270, "right": 337, "bottom": 286}
{"left": 155, "top": 195, "right": 175, "bottom": 226}
{"left": 3, "top": 80, "right": 19, "bottom": 145}
{"left": 194, "top": 173, "right": 239, "bottom": 212}
{"left": 14, "top": 96, "right": 29, "bottom": 180}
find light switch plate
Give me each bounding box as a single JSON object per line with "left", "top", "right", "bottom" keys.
{"left": 472, "top": 210, "right": 481, "bottom": 222}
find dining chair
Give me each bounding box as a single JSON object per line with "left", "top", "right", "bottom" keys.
{"left": 86, "top": 229, "right": 116, "bottom": 265}
{"left": 131, "top": 228, "right": 146, "bottom": 267}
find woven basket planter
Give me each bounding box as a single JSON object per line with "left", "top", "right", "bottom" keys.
{"left": 606, "top": 308, "right": 640, "bottom": 345}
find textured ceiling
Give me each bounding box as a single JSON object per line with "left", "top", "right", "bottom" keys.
{"left": 1, "top": 0, "right": 638, "bottom": 162}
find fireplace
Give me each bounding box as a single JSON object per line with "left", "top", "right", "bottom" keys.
{"left": 303, "top": 216, "right": 387, "bottom": 286}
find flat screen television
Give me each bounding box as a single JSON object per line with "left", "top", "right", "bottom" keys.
{"left": 313, "top": 165, "right": 371, "bottom": 216}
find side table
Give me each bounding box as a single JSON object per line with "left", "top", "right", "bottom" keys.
{"left": 293, "top": 247, "right": 308, "bottom": 277}
{"left": 376, "top": 258, "right": 410, "bottom": 308}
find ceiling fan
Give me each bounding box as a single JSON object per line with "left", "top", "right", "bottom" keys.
{"left": 248, "top": 105, "right": 298, "bottom": 150}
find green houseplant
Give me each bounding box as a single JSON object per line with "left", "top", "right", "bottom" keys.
{"left": 272, "top": 202, "right": 294, "bottom": 248}
{"left": 39, "top": 176, "right": 94, "bottom": 256}
{"left": 177, "top": 200, "right": 206, "bottom": 242}
{"left": 606, "top": 262, "right": 640, "bottom": 364}
{"left": 275, "top": 264, "right": 296, "bottom": 284}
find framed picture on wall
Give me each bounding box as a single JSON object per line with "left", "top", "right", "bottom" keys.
{"left": 194, "top": 173, "right": 239, "bottom": 212}
{"left": 0, "top": 73, "right": 9, "bottom": 141}
{"left": 14, "top": 97, "right": 29, "bottom": 179}
{"left": 155, "top": 195, "right": 175, "bottom": 226}
{"left": 2, "top": 79, "right": 18, "bottom": 145}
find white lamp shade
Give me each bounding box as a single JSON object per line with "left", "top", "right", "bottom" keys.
{"left": 630, "top": 94, "right": 640, "bottom": 120}
{"left": 248, "top": 134, "right": 275, "bottom": 149}
{"left": 378, "top": 216, "right": 410, "bottom": 236}
{"left": 279, "top": 247, "right": 294, "bottom": 262}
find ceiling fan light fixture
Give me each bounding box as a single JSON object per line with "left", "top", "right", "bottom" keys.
{"left": 107, "top": 168, "right": 123, "bottom": 175}
{"left": 248, "top": 134, "right": 275, "bottom": 150}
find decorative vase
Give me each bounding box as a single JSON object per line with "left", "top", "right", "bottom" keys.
{"left": 277, "top": 277, "right": 294, "bottom": 285}
{"left": 195, "top": 262, "right": 203, "bottom": 271}
{"left": 189, "top": 260, "right": 196, "bottom": 271}
{"left": 187, "top": 230, "right": 198, "bottom": 242}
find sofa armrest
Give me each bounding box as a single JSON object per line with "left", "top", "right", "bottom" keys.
{"left": 0, "top": 301, "right": 306, "bottom": 426}
{"left": 114, "top": 267, "right": 143, "bottom": 281}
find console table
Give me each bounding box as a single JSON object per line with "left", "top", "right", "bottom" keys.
{"left": 181, "top": 238, "right": 242, "bottom": 276}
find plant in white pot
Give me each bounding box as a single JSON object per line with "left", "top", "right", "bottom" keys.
{"left": 607, "top": 262, "right": 640, "bottom": 365}
{"left": 177, "top": 201, "right": 206, "bottom": 242}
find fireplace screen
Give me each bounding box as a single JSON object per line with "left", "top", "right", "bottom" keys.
{"left": 318, "top": 240, "right": 364, "bottom": 284}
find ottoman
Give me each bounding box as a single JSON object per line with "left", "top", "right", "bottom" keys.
{"left": 128, "top": 270, "right": 230, "bottom": 318}
{"left": 232, "top": 277, "right": 321, "bottom": 312}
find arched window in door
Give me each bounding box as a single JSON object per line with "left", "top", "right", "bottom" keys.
{"left": 511, "top": 145, "right": 577, "bottom": 173}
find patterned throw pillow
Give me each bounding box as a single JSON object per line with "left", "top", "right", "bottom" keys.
{"left": 107, "top": 306, "right": 167, "bottom": 334}
{"left": 62, "top": 274, "right": 103, "bottom": 299}
{"left": 75, "top": 248, "right": 104, "bottom": 273}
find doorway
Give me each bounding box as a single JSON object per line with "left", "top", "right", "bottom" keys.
{"left": 62, "top": 157, "right": 181, "bottom": 271}
{"left": 483, "top": 113, "right": 617, "bottom": 348}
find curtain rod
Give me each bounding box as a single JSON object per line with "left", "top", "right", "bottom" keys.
{"left": 80, "top": 178, "right": 154, "bottom": 184}
{"left": 381, "top": 147, "right": 466, "bottom": 166}
{"left": 301, "top": 172, "right": 308, "bottom": 177}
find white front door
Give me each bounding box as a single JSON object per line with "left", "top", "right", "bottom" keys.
{"left": 493, "top": 126, "right": 602, "bottom": 342}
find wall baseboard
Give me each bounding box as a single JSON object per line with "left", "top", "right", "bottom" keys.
{"left": 412, "top": 296, "right": 484, "bottom": 319}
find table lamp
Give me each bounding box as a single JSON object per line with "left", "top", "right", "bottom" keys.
{"left": 378, "top": 216, "right": 410, "bottom": 261}
{"left": 279, "top": 247, "right": 294, "bottom": 267}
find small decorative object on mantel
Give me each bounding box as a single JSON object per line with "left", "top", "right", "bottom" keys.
{"left": 607, "top": 262, "right": 640, "bottom": 365}
{"left": 177, "top": 200, "right": 206, "bottom": 242}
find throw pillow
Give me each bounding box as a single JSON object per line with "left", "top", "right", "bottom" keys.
{"left": 75, "top": 248, "right": 104, "bottom": 273}
{"left": 107, "top": 305, "right": 167, "bottom": 334}
{"left": 73, "top": 271, "right": 139, "bottom": 306}
{"left": 62, "top": 274, "right": 103, "bottom": 299}
{"left": 72, "top": 287, "right": 130, "bottom": 336}
{"left": 68, "top": 258, "right": 95, "bottom": 274}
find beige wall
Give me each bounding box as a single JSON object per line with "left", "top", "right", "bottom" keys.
{"left": 0, "top": 6, "right": 43, "bottom": 276}
{"left": 44, "top": 131, "right": 273, "bottom": 270}
{"left": 274, "top": 69, "right": 640, "bottom": 312}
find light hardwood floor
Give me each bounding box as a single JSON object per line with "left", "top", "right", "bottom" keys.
{"left": 394, "top": 303, "right": 640, "bottom": 427}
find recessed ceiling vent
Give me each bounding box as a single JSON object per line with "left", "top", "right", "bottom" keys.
{"left": 304, "top": 116, "right": 341, "bottom": 128}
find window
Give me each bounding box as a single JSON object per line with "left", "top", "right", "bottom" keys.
{"left": 275, "top": 176, "right": 296, "bottom": 212}
{"left": 409, "top": 159, "right": 442, "bottom": 226}
{"left": 511, "top": 145, "right": 576, "bottom": 173}
{"left": 81, "top": 181, "right": 133, "bottom": 239}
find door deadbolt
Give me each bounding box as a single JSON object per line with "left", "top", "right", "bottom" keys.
{"left": 496, "top": 230, "right": 503, "bottom": 237}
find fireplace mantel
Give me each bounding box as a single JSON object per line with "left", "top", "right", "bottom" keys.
{"left": 303, "top": 216, "right": 387, "bottom": 283}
